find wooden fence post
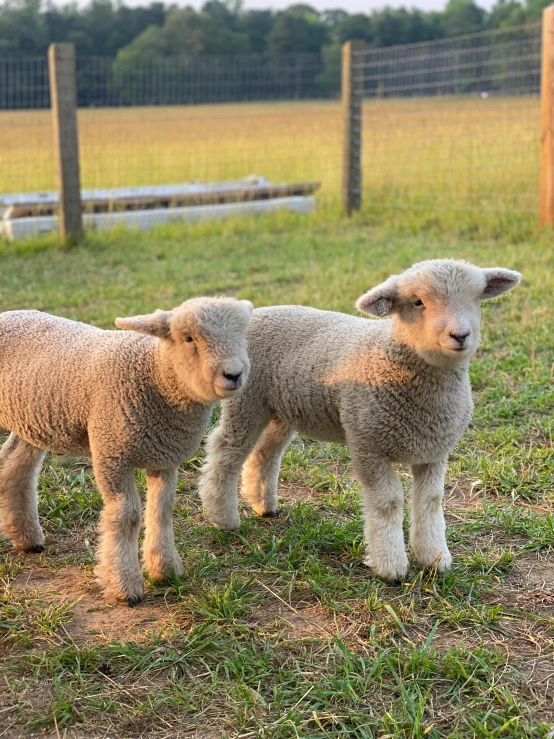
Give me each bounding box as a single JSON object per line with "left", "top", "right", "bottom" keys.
{"left": 540, "top": 6, "right": 554, "bottom": 227}
{"left": 48, "top": 43, "right": 82, "bottom": 242}
{"left": 342, "top": 40, "right": 364, "bottom": 216}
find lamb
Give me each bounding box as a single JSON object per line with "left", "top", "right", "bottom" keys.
{"left": 199, "top": 260, "right": 520, "bottom": 582}
{"left": 0, "top": 297, "right": 252, "bottom": 604}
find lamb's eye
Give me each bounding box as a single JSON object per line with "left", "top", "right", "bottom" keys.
{"left": 414, "top": 299, "right": 424, "bottom": 307}
{"left": 183, "top": 334, "right": 194, "bottom": 343}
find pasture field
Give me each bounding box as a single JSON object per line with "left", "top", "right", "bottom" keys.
{"left": 0, "top": 96, "right": 540, "bottom": 229}
{"left": 0, "top": 211, "right": 552, "bottom": 738}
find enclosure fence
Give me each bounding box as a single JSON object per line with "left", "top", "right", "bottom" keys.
{"left": 355, "top": 22, "right": 542, "bottom": 216}
{"left": 0, "top": 18, "right": 550, "bottom": 238}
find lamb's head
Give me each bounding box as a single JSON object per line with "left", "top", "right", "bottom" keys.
{"left": 116, "top": 297, "right": 253, "bottom": 403}
{"left": 356, "top": 259, "right": 521, "bottom": 369}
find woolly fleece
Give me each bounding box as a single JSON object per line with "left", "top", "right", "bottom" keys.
{"left": 199, "top": 260, "right": 521, "bottom": 582}
{"left": 0, "top": 298, "right": 252, "bottom": 603}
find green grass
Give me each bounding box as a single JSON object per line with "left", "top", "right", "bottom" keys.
{"left": 0, "top": 210, "right": 553, "bottom": 737}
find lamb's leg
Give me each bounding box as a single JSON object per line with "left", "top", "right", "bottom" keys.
{"left": 0, "top": 434, "right": 46, "bottom": 552}
{"left": 198, "top": 404, "right": 270, "bottom": 530}
{"left": 92, "top": 457, "right": 144, "bottom": 605}
{"left": 350, "top": 450, "right": 408, "bottom": 582}
{"left": 241, "top": 419, "right": 295, "bottom": 517}
{"left": 143, "top": 468, "right": 184, "bottom": 581}
{"left": 410, "top": 461, "right": 452, "bottom": 572}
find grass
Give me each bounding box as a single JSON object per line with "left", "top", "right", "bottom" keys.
{"left": 0, "top": 96, "right": 540, "bottom": 227}
{"left": 0, "top": 210, "right": 552, "bottom": 737}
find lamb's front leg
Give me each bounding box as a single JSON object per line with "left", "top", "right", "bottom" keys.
{"left": 143, "top": 468, "right": 184, "bottom": 581}
{"left": 92, "top": 457, "right": 144, "bottom": 605}
{"left": 410, "top": 461, "right": 452, "bottom": 572}
{"left": 350, "top": 450, "right": 408, "bottom": 582}
{"left": 199, "top": 404, "right": 270, "bottom": 530}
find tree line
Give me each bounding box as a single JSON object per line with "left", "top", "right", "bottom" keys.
{"left": 0, "top": 0, "right": 546, "bottom": 108}
{"left": 0, "top": 0, "right": 549, "bottom": 60}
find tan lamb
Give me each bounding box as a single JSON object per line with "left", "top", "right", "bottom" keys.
{"left": 0, "top": 297, "right": 252, "bottom": 604}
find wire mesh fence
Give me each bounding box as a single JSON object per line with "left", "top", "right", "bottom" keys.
{"left": 0, "top": 52, "right": 342, "bottom": 201}
{"left": 356, "top": 22, "right": 542, "bottom": 215}
{"left": 0, "top": 57, "right": 53, "bottom": 195}
{"left": 0, "top": 22, "right": 544, "bottom": 220}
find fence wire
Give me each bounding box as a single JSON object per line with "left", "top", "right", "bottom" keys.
{"left": 0, "top": 53, "right": 341, "bottom": 201}
{"left": 356, "top": 22, "right": 542, "bottom": 214}
{"left": 0, "top": 23, "right": 544, "bottom": 219}
{"left": 0, "top": 57, "right": 52, "bottom": 194}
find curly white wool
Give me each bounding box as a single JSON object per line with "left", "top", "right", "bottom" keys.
{"left": 199, "top": 260, "right": 520, "bottom": 582}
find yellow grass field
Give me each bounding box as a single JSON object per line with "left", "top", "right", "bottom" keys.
{"left": 0, "top": 96, "right": 541, "bottom": 214}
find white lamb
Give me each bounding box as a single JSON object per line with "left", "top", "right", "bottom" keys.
{"left": 0, "top": 297, "right": 252, "bottom": 604}
{"left": 199, "top": 260, "right": 520, "bottom": 582}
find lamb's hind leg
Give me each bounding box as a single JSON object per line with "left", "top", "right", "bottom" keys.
{"left": 241, "top": 419, "right": 295, "bottom": 517}
{"left": 92, "top": 456, "right": 143, "bottom": 605}
{"left": 198, "top": 402, "right": 270, "bottom": 530}
{"left": 0, "top": 434, "right": 46, "bottom": 552}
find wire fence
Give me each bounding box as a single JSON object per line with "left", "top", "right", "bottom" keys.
{"left": 356, "top": 22, "right": 542, "bottom": 215}
{"left": 0, "top": 22, "right": 544, "bottom": 220}
{"left": 0, "top": 52, "right": 342, "bottom": 200}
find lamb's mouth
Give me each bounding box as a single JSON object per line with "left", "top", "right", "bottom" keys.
{"left": 216, "top": 382, "right": 244, "bottom": 398}
{"left": 441, "top": 344, "right": 470, "bottom": 354}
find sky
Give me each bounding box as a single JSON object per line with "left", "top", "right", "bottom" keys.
{"left": 120, "top": 0, "right": 496, "bottom": 13}
{"left": 233, "top": 0, "right": 493, "bottom": 9}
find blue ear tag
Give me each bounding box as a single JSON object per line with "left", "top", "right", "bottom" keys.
{"left": 375, "top": 298, "right": 392, "bottom": 317}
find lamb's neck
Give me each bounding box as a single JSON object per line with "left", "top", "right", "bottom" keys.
{"left": 152, "top": 340, "right": 206, "bottom": 411}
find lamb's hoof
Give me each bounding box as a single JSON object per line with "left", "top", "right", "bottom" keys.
{"left": 411, "top": 547, "right": 453, "bottom": 573}
{"left": 364, "top": 555, "right": 408, "bottom": 584}
{"left": 261, "top": 510, "right": 280, "bottom": 518}
{"left": 24, "top": 544, "right": 45, "bottom": 554}
{"left": 206, "top": 513, "right": 241, "bottom": 531}
{"left": 127, "top": 598, "right": 138, "bottom": 608}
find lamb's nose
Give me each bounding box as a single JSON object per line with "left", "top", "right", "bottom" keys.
{"left": 223, "top": 370, "right": 242, "bottom": 383}
{"left": 450, "top": 332, "right": 470, "bottom": 346}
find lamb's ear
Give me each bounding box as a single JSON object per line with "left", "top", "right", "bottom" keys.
{"left": 115, "top": 309, "right": 172, "bottom": 338}
{"left": 356, "top": 275, "right": 401, "bottom": 317}
{"left": 240, "top": 299, "right": 254, "bottom": 315}
{"left": 480, "top": 269, "right": 521, "bottom": 301}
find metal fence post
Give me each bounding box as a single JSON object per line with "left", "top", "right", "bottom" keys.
{"left": 540, "top": 5, "right": 554, "bottom": 227}
{"left": 342, "top": 40, "right": 363, "bottom": 216}
{"left": 48, "top": 43, "right": 82, "bottom": 242}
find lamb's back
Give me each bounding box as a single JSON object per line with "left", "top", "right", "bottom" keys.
{"left": 246, "top": 306, "right": 388, "bottom": 441}
{"left": 0, "top": 311, "right": 154, "bottom": 454}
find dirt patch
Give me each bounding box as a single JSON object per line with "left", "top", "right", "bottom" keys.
{"left": 492, "top": 554, "right": 554, "bottom": 616}
{"left": 444, "top": 478, "right": 485, "bottom": 511}
{"left": 277, "top": 481, "right": 322, "bottom": 504}
{"left": 13, "top": 566, "right": 177, "bottom": 645}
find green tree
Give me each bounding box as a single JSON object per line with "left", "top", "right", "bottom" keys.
{"left": 266, "top": 5, "right": 329, "bottom": 53}
{"left": 0, "top": 0, "right": 48, "bottom": 55}
{"left": 441, "top": 0, "right": 486, "bottom": 36}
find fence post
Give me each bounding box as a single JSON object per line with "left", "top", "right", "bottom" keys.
{"left": 540, "top": 6, "right": 554, "bottom": 227}
{"left": 342, "top": 40, "right": 363, "bottom": 216}
{"left": 48, "top": 43, "right": 82, "bottom": 243}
